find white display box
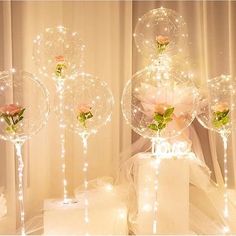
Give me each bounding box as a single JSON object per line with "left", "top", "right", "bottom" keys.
{"left": 133, "top": 152, "right": 189, "bottom": 234}
{"left": 44, "top": 190, "right": 128, "bottom": 235}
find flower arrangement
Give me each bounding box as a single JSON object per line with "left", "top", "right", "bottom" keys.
{"left": 212, "top": 102, "right": 230, "bottom": 129}
{"left": 148, "top": 104, "right": 175, "bottom": 134}
{"left": 55, "top": 55, "right": 67, "bottom": 78}
{"left": 77, "top": 103, "right": 93, "bottom": 128}
{"left": 134, "top": 82, "right": 196, "bottom": 136}
{"left": 156, "top": 35, "right": 170, "bottom": 54}
{"left": 0, "top": 104, "right": 25, "bottom": 133}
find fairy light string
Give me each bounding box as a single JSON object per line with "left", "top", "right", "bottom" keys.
{"left": 151, "top": 138, "right": 161, "bottom": 234}
{"left": 56, "top": 81, "right": 68, "bottom": 203}
{"left": 15, "top": 141, "right": 26, "bottom": 236}
{"left": 220, "top": 131, "right": 230, "bottom": 233}
{"left": 81, "top": 132, "right": 89, "bottom": 235}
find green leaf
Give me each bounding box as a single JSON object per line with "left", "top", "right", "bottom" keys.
{"left": 154, "top": 113, "right": 164, "bottom": 122}
{"left": 2, "top": 114, "right": 11, "bottom": 126}
{"left": 222, "top": 116, "right": 229, "bottom": 125}
{"left": 148, "top": 123, "right": 159, "bottom": 131}
{"left": 18, "top": 116, "right": 24, "bottom": 122}
{"left": 158, "top": 123, "right": 166, "bottom": 130}
{"left": 6, "top": 126, "right": 12, "bottom": 132}
{"left": 78, "top": 114, "right": 86, "bottom": 122}
{"left": 221, "top": 109, "right": 229, "bottom": 118}
{"left": 165, "top": 117, "right": 173, "bottom": 123}
{"left": 213, "top": 120, "right": 222, "bottom": 128}
{"left": 85, "top": 111, "right": 93, "bottom": 120}
{"left": 164, "top": 107, "right": 174, "bottom": 118}
{"left": 18, "top": 108, "right": 25, "bottom": 117}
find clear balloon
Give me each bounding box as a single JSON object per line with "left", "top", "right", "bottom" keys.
{"left": 0, "top": 70, "right": 50, "bottom": 143}
{"left": 134, "top": 7, "right": 188, "bottom": 61}
{"left": 121, "top": 65, "right": 198, "bottom": 140}
{"left": 33, "top": 26, "right": 85, "bottom": 81}
{"left": 197, "top": 75, "right": 236, "bottom": 134}
{"left": 55, "top": 73, "right": 114, "bottom": 136}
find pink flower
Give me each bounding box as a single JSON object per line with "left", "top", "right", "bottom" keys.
{"left": 78, "top": 103, "right": 92, "bottom": 114}
{"left": 211, "top": 102, "right": 229, "bottom": 112}
{"left": 55, "top": 55, "right": 65, "bottom": 62}
{"left": 154, "top": 103, "right": 169, "bottom": 115}
{"left": 0, "top": 104, "right": 23, "bottom": 116}
{"left": 156, "top": 35, "right": 169, "bottom": 45}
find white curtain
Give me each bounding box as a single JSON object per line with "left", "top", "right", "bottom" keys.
{"left": 0, "top": 2, "right": 16, "bottom": 234}
{"left": 0, "top": 0, "right": 236, "bottom": 234}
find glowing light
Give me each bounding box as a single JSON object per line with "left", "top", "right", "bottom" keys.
{"left": 220, "top": 132, "right": 230, "bottom": 233}
{"left": 151, "top": 140, "right": 162, "bottom": 234}
{"left": 15, "top": 142, "right": 26, "bottom": 236}
{"left": 81, "top": 133, "right": 90, "bottom": 234}
{"left": 223, "top": 226, "right": 230, "bottom": 233}
{"left": 142, "top": 203, "right": 152, "bottom": 212}
{"left": 105, "top": 184, "right": 113, "bottom": 192}
{"left": 56, "top": 81, "right": 68, "bottom": 204}
{"left": 118, "top": 209, "right": 126, "bottom": 219}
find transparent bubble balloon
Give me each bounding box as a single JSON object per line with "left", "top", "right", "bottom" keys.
{"left": 121, "top": 65, "right": 199, "bottom": 140}
{"left": 134, "top": 7, "right": 188, "bottom": 61}
{"left": 33, "top": 26, "right": 85, "bottom": 81}
{"left": 197, "top": 75, "right": 236, "bottom": 134}
{"left": 0, "top": 70, "right": 50, "bottom": 143}
{"left": 55, "top": 73, "right": 114, "bottom": 136}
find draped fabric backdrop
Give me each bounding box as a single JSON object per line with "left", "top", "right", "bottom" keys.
{"left": 0, "top": 0, "right": 235, "bottom": 233}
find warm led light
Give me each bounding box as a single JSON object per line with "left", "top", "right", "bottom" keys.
{"left": 223, "top": 226, "right": 230, "bottom": 233}
{"left": 142, "top": 203, "right": 152, "bottom": 212}
{"left": 105, "top": 184, "right": 113, "bottom": 192}
{"left": 118, "top": 209, "right": 126, "bottom": 219}
{"left": 15, "top": 142, "right": 26, "bottom": 236}
{"left": 56, "top": 82, "right": 68, "bottom": 204}
{"left": 81, "top": 133, "right": 90, "bottom": 234}
{"left": 221, "top": 132, "right": 230, "bottom": 233}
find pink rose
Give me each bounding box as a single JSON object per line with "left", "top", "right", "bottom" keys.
{"left": 78, "top": 103, "right": 92, "bottom": 114}
{"left": 211, "top": 102, "right": 229, "bottom": 112}
{"left": 154, "top": 103, "right": 169, "bottom": 115}
{"left": 156, "top": 35, "right": 170, "bottom": 45}
{"left": 55, "top": 55, "right": 65, "bottom": 62}
{"left": 0, "top": 104, "right": 23, "bottom": 116}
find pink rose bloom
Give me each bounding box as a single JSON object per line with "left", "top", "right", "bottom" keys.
{"left": 156, "top": 35, "right": 169, "bottom": 45}
{"left": 78, "top": 103, "right": 92, "bottom": 114}
{"left": 154, "top": 103, "right": 169, "bottom": 115}
{"left": 55, "top": 55, "right": 65, "bottom": 62}
{"left": 0, "top": 104, "right": 23, "bottom": 116}
{"left": 211, "top": 102, "right": 229, "bottom": 112}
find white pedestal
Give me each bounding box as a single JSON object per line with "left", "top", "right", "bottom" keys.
{"left": 134, "top": 153, "right": 189, "bottom": 234}
{"left": 44, "top": 193, "right": 128, "bottom": 235}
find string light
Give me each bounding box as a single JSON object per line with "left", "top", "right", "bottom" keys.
{"left": 152, "top": 140, "right": 161, "bottom": 235}
{"left": 221, "top": 131, "right": 230, "bottom": 234}
{"left": 81, "top": 133, "right": 90, "bottom": 235}
{"left": 56, "top": 81, "right": 68, "bottom": 204}
{"left": 15, "top": 142, "right": 26, "bottom": 236}
{"left": 118, "top": 209, "right": 126, "bottom": 219}
{"left": 105, "top": 184, "right": 113, "bottom": 192}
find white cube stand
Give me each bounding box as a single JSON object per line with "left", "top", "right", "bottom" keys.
{"left": 133, "top": 152, "right": 189, "bottom": 234}
{"left": 44, "top": 196, "right": 128, "bottom": 235}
